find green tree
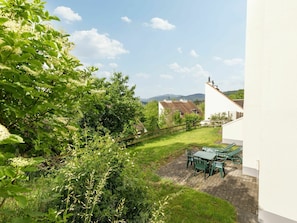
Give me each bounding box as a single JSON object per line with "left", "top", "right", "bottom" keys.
{"left": 228, "top": 89, "right": 244, "bottom": 99}
{"left": 143, "top": 100, "right": 159, "bottom": 131}
{"left": 173, "top": 110, "right": 183, "bottom": 125}
{"left": 0, "top": 0, "right": 93, "bottom": 155}
{"left": 184, "top": 113, "right": 202, "bottom": 130}
{"left": 80, "top": 72, "right": 143, "bottom": 138}
{"left": 0, "top": 124, "right": 42, "bottom": 213}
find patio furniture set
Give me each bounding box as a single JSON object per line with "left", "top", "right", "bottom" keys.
{"left": 186, "top": 143, "right": 242, "bottom": 179}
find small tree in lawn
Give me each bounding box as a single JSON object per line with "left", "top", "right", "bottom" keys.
{"left": 185, "top": 113, "right": 202, "bottom": 130}
{"left": 143, "top": 100, "right": 160, "bottom": 131}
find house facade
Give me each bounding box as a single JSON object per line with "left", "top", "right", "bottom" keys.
{"left": 243, "top": 0, "right": 297, "bottom": 222}
{"left": 204, "top": 81, "right": 243, "bottom": 121}
{"left": 204, "top": 81, "right": 244, "bottom": 145}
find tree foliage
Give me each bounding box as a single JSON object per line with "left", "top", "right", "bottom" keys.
{"left": 143, "top": 100, "right": 160, "bottom": 131}
{"left": 228, "top": 89, "right": 244, "bottom": 99}
{"left": 0, "top": 1, "right": 161, "bottom": 222}
{"left": 80, "top": 73, "right": 143, "bottom": 138}
{"left": 0, "top": 0, "right": 94, "bottom": 155}
{"left": 51, "top": 133, "right": 153, "bottom": 223}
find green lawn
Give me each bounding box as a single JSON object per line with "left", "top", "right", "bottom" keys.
{"left": 129, "top": 127, "right": 237, "bottom": 223}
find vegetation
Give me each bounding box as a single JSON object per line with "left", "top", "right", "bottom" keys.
{"left": 142, "top": 101, "right": 203, "bottom": 131}
{"left": 226, "top": 89, "right": 244, "bottom": 100}
{"left": 130, "top": 127, "right": 237, "bottom": 223}
{"left": 143, "top": 100, "right": 160, "bottom": 132}
{"left": 0, "top": 0, "right": 237, "bottom": 222}
{"left": 0, "top": 0, "right": 152, "bottom": 222}
{"left": 209, "top": 112, "right": 233, "bottom": 126}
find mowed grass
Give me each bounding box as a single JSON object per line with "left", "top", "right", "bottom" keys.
{"left": 129, "top": 127, "right": 237, "bottom": 223}
{"left": 130, "top": 127, "right": 222, "bottom": 169}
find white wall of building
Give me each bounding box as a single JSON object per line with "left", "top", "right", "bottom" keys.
{"left": 244, "top": 0, "right": 297, "bottom": 222}
{"left": 204, "top": 83, "right": 243, "bottom": 121}
{"left": 222, "top": 117, "right": 243, "bottom": 146}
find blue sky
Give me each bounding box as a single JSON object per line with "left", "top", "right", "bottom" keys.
{"left": 45, "top": 0, "right": 247, "bottom": 99}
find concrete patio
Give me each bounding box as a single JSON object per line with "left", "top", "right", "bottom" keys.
{"left": 157, "top": 150, "right": 258, "bottom": 223}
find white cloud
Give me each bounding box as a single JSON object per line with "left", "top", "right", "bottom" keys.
{"left": 121, "top": 16, "right": 132, "bottom": 23}
{"left": 191, "top": 64, "right": 209, "bottom": 78}
{"left": 136, "top": 72, "right": 150, "bottom": 79}
{"left": 109, "top": 63, "right": 118, "bottom": 68}
{"left": 70, "top": 28, "right": 129, "bottom": 61}
{"left": 213, "top": 56, "right": 222, "bottom": 61}
{"left": 190, "top": 49, "right": 199, "bottom": 58}
{"left": 146, "top": 17, "right": 175, "bottom": 30}
{"left": 98, "top": 70, "right": 112, "bottom": 78}
{"left": 94, "top": 63, "right": 104, "bottom": 69}
{"left": 223, "top": 58, "right": 244, "bottom": 66}
{"left": 168, "top": 62, "right": 191, "bottom": 73}
{"left": 213, "top": 56, "right": 244, "bottom": 66}
{"left": 160, "top": 74, "right": 173, "bottom": 79}
{"left": 168, "top": 62, "right": 209, "bottom": 78}
{"left": 54, "top": 6, "right": 82, "bottom": 23}
{"left": 177, "top": 47, "right": 183, "bottom": 54}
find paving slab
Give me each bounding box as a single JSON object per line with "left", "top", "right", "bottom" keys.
{"left": 157, "top": 150, "right": 259, "bottom": 223}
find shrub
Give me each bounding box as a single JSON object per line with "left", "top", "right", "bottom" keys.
{"left": 50, "top": 133, "right": 154, "bottom": 223}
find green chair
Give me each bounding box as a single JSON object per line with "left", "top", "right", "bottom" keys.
{"left": 210, "top": 161, "right": 225, "bottom": 178}
{"left": 217, "top": 147, "right": 243, "bottom": 164}
{"left": 202, "top": 143, "right": 236, "bottom": 154}
{"left": 194, "top": 158, "right": 209, "bottom": 179}
{"left": 186, "top": 150, "right": 194, "bottom": 168}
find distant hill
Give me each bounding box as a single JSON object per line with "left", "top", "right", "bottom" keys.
{"left": 140, "top": 89, "right": 244, "bottom": 104}
{"left": 141, "top": 93, "right": 205, "bottom": 103}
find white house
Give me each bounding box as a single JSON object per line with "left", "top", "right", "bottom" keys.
{"left": 222, "top": 117, "right": 243, "bottom": 146}
{"left": 204, "top": 81, "right": 243, "bottom": 121}
{"left": 243, "top": 0, "right": 297, "bottom": 222}
{"left": 204, "top": 81, "right": 244, "bottom": 145}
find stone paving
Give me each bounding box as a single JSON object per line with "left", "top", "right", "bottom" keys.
{"left": 157, "top": 150, "right": 259, "bottom": 223}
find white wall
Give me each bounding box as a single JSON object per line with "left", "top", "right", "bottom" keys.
{"left": 222, "top": 117, "right": 243, "bottom": 145}
{"left": 158, "top": 102, "right": 164, "bottom": 117}
{"left": 204, "top": 83, "right": 243, "bottom": 121}
{"left": 244, "top": 0, "right": 297, "bottom": 222}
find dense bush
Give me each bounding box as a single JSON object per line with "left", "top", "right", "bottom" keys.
{"left": 49, "top": 133, "right": 154, "bottom": 223}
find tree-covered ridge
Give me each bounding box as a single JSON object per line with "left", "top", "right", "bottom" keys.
{"left": 225, "top": 89, "right": 244, "bottom": 99}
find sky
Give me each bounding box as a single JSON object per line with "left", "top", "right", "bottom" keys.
{"left": 45, "top": 0, "right": 247, "bottom": 99}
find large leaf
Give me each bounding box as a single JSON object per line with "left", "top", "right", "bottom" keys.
{"left": 14, "top": 195, "right": 27, "bottom": 208}
{"left": 0, "top": 134, "right": 24, "bottom": 145}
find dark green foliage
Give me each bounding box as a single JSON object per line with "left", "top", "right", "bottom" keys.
{"left": 80, "top": 73, "right": 144, "bottom": 138}
{"left": 227, "top": 89, "right": 244, "bottom": 99}
{"left": 184, "top": 113, "right": 202, "bottom": 130}
{"left": 51, "top": 134, "right": 153, "bottom": 223}
{"left": 0, "top": 0, "right": 94, "bottom": 155}
{"left": 143, "top": 100, "right": 160, "bottom": 131}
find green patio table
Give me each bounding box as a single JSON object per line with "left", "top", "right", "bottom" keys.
{"left": 193, "top": 151, "right": 217, "bottom": 161}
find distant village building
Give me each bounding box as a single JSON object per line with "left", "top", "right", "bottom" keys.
{"left": 158, "top": 99, "right": 201, "bottom": 118}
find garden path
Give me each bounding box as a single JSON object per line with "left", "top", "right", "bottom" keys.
{"left": 157, "top": 150, "right": 258, "bottom": 223}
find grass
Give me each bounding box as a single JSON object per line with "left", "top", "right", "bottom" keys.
{"left": 129, "top": 127, "right": 237, "bottom": 223}
{"left": 0, "top": 127, "right": 237, "bottom": 222}
{"left": 130, "top": 127, "right": 222, "bottom": 169}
